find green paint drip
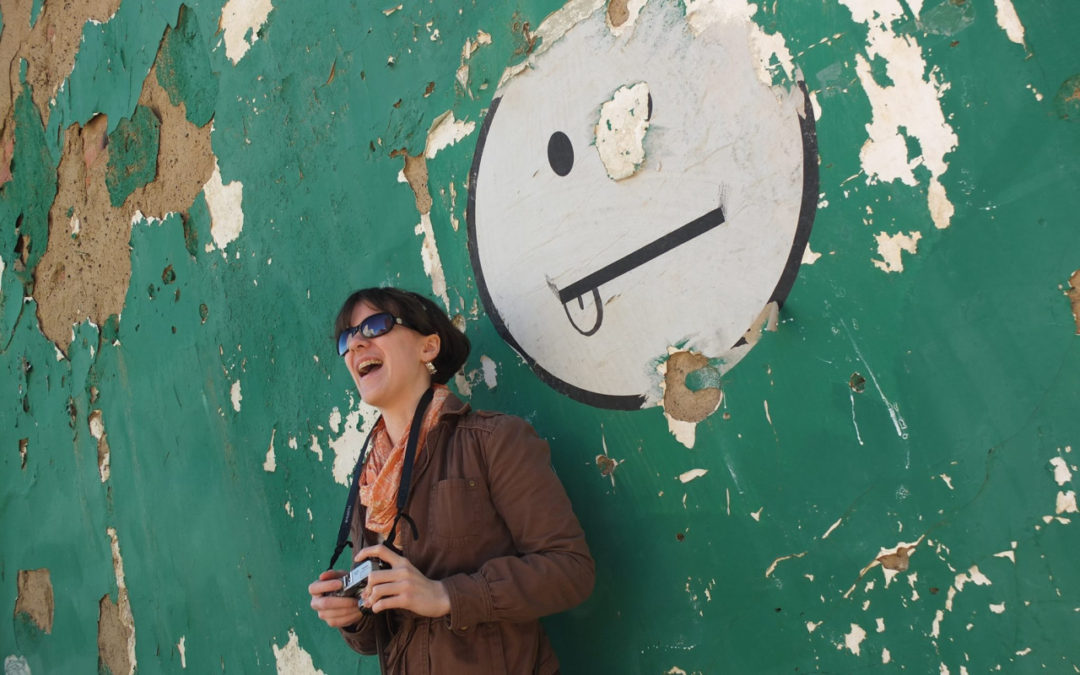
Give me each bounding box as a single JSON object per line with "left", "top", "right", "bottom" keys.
{"left": 105, "top": 105, "right": 160, "bottom": 207}
{"left": 157, "top": 4, "right": 218, "bottom": 127}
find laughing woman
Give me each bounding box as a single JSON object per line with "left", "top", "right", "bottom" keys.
{"left": 308, "top": 287, "right": 594, "bottom": 674}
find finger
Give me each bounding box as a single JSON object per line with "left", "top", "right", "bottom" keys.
{"left": 310, "top": 595, "right": 358, "bottom": 611}
{"left": 308, "top": 578, "right": 346, "bottom": 596}
{"left": 354, "top": 544, "right": 405, "bottom": 567}
{"left": 319, "top": 569, "right": 347, "bottom": 581}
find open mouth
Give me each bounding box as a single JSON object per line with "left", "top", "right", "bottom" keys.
{"left": 356, "top": 359, "right": 383, "bottom": 378}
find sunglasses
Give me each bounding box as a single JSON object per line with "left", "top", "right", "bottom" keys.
{"left": 337, "top": 312, "right": 412, "bottom": 355}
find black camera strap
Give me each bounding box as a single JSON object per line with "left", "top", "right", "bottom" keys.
{"left": 326, "top": 386, "right": 435, "bottom": 569}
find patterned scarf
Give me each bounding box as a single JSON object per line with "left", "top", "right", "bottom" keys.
{"left": 360, "top": 384, "right": 450, "bottom": 537}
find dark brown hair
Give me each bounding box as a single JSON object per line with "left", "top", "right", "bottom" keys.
{"left": 334, "top": 287, "right": 470, "bottom": 385}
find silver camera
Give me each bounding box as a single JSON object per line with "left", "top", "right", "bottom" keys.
{"left": 330, "top": 559, "right": 384, "bottom": 598}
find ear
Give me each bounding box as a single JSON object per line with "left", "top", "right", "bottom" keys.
{"left": 420, "top": 333, "right": 441, "bottom": 364}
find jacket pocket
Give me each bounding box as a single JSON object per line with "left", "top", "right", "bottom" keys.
{"left": 428, "top": 477, "right": 484, "bottom": 545}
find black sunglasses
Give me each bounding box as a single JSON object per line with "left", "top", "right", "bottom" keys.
{"left": 337, "top": 312, "right": 412, "bottom": 355}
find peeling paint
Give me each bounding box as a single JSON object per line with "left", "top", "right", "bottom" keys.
{"left": 15, "top": 569, "right": 53, "bottom": 633}
{"left": 989, "top": 602, "right": 1005, "bottom": 614}
{"left": 221, "top": 0, "right": 274, "bottom": 64}
{"left": 177, "top": 635, "right": 186, "bottom": 668}
{"left": 328, "top": 402, "right": 378, "bottom": 486}
{"left": 1056, "top": 490, "right": 1078, "bottom": 514}
{"left": 424, "top": 111, "right": 476, "bottom": 160}
{"left": 840, "top": 0, "right": 957, "bottom": 229}
{"left": 309, "top": 435, "right": 323, "bottom": 463}
{"left": 663, "top": 351, "right": 722, "bottom": 423}
{"left": 204, "top": 159, "right": 245, "bottom": 253}
{"left": 993, "top": 0, "right": 1026, "bottom": 46}
{"left": 480, "top": 355, "right": 498, "bottom": 389}
{"left": 1050, "top": 456, "right": 1073, "bottom": 486}
{"left": 594, "top": 82, "right": 650, "bottom": 181}
{"left": 98, "top": 528, "right": 136, "bottom": 675}
{"left": 414, "top": 213, "right": 450, "bottom": 309}
{"left": 271, "top": 629, "right": 325, "bottom": 675}
{"left": 822, "top": 518, "right": 843, "bottom": 539}
{"left": 841, "top": 623, "right": 867, "bottom": 656}
{"left": 872, "top": 231, "right": 922, "bottom": 273}
{"left": 230, "top": 379, "right": 243, "bottom": 412}
{"left": 264, "top": 429, "right": 277, "bottom": 472}
{"left": 678, "top": 468, "right": 708, "bottom": 484}
{"left": 764, "top": 551, "right": 806, "bottom": 578}
{"left": 1066, "top": 270, "right": 1080, "bottom": 334}
{"left": 89, "top": 410, "right": 110, "bottom": 482}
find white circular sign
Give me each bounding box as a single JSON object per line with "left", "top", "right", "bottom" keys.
{"left": 468, "top": 3, "right": 817, "bottom": 409}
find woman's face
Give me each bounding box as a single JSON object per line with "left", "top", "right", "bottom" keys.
{"left": 341, "top": 301, "right": 439, "bottom": 411}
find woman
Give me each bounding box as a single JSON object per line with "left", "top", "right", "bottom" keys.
{"left": 308, "top": 287, "right": 594, "bottom": 674}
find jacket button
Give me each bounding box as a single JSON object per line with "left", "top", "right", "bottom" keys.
{"left": 468, "top": 480, "right": 476, "bottom": 487}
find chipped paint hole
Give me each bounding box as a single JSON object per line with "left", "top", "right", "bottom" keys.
{"left": 675, "top": 532, "right": 685, "bottom": 542}
{"left": 547, "top": 131, "right": 574, "bottom": 177}
{"left": 19, "top": 438, "right": 28, "bottom": 469}
{"left": 424, "top": 81, "right": 435, "bottom": 97}
{"left": 199, "top": 303, "right": 208, "bottom": 323}
{"left": 147, "top": 283, "right": 156, "bottom": 299}
{"left": 161, "top": 265, "right": 176, "bottom": 284}
{"left": 595, "top": 454, "right": 617, "bottom": 476}
{"left": 849, "top": 372, "right": 866, "bottom": 393}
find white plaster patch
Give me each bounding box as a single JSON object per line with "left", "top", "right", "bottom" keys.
{"left": 329, "top": 408, "right": 342, "bottom": 434}
{"left": 204, "top": 159, "right": 245, "bottom": 253}
{"left": 425, "top": 111, "right": 476, "bottom": 159}
{"left": 1056, "top": 490, "right": 1078, "bottom": 514}
{"left": 802, "top": 245, "right": 822, "bottom": 265}
{"left": 841, "top": 623, "right": 867, "bottom": 656}
{"left": 993, "top": 549, "right": 1015, "bottom": 563}
{"left": 840, "top": 0, "right": 957, "bottom": 228}
{"left": 177, "top": 636, "right": 186, "bottom": 669}
{"left": 954, "top": 565, "right": 992, "bottom": 591}
{"left": 106, "top": 527, "right": 137, "bottom": 675}
{"left": 0, "top": 254, "right": 5, "bottom": 295}
{"left": 414, "top": 214, "right": 450, "bottom": 309}
{"left": 1050, "top": 456, "right": 1073, "bottom": 486}
{"left": 264, "top": 429, "right": 277, "bottom": 472}
{"left": 876, "top": 617, "right": 885, "bottom": 632}
{"left": 679, "top": 468, "right": 708, "bottom": 483}
{"left": 939, "top": 473, "right": 954, "bottom": 490}
{"left": 931, "top": 608, "right": 944, "bottom": 638}
{"left": 230, "top": 380, "right": 242, "bottom": 413}
{"left": 989, "top": 602, "right": 1005, "bottom": 614}
{"left": 750, "top": 507, "right": 763, "bottom": 522}
{"left": 309, "top": 436, "right": 323, "bottom": 463}
{"left": 882, "top": 648, "right": 891, "bottom": 664}
{"left": 993, "top": 0, "right": 1025, "bottom": 45}
{"left": 284, "top": 501, "right": 294, "bottom": 517}
{"left": 806, "top": 620, "right": 822, "bottom": 633}
{"left": 221, "top": 0, "right": 274, "bottom": 64}
{"left": 328, "top": 402, "right": 379, "bottom": 486}
{"left": 872, "top": 231, "right": 921, "bottom": 273}
{"left": 272, "top": 629, "right": 325, "bottom": 675}
{"left": 595, "top": 82, "right": 651, "bottom": 181}
{"left": 480, "top": 355, "right": 498, "bottom": 389}
{"left": 3, "top": 656, "right": 31, "bottom": 675}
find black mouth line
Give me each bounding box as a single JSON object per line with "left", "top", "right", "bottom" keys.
{"left": 555, "top": 204, "right": 726, "bottom": 335}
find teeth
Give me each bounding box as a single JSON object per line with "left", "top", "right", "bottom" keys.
{"left": 356, "top": 359, "right": 382, "bottom": 376}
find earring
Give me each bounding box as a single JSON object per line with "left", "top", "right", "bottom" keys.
{"left": 424, "top": 361, "right": 437, "bottom": 376}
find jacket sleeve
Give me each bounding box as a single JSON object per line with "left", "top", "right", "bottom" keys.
{"left": 338, "top": 614, "right": 378, "bottom": 655}
{"left": 440, "top": 415, "right": 595, "bottom": 631}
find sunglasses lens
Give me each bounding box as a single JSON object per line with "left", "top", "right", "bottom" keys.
{"left": 361, "top": 313, "right": 395, "bottom": 338}
{"left": 337, "top": 328, "right": 354, "bottom": 356}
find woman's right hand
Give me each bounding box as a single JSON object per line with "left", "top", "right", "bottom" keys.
{"left": 308, "top": 569, "right": 365, "bottom": 628}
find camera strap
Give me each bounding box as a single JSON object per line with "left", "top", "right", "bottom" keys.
{"left": 326, "top": 386, "right": 435, "bottom": 569}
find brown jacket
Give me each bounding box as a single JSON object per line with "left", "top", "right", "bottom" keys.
{"left": 339, "top": 395, "right": 595, "bottom": 674}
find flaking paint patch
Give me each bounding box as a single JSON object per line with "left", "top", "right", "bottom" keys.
{"left": 15, "top": 569, "right": 53, "bottom": 633}
{"left": 607, "top": 0, "right": 647, "bottom": 36}
{"left": 663, "top": 351, "right": 722, "bottom": 423}
{"left": 1066, "top": 270, "right": 1080, "bottom": 334}
{"left": 221, "top": 0, "right": 274, "bottom": 64}
{"left": 177, "top": 635, "right": 187, "bottom": 668}
{"left": 3, "top": 656, "right": 31, "bottom": 674}
{"left": 840, "top": 0, "right": 957, "bottom": 229}
{"left": 414, "top": 213, "right": 450, "bottom": 309}
{"left": 329, "top": 401, "right": 379, "bottom": 486}
{"left": 679, "top": 468, "right": 708, "bottom": 483}
{"left": 845, "top": 537, "right": 923, "bottom": 597}
{"left": 230, "top": 379, "right": 242, "bottom": 412}
{"left": 480, "top": 355, "right": 498, "bottom": 389}
{"left": 765, "top": 551, "right": 806, "bottom": 578}
{"left": 272, "top": 629, "right": 325, "bottom": 675}
{"left": 840, "top": 623, "right": 867, "bottom": 656}
{"left": 89, "top": 410, "right": 110, "bottom": 482}
{"left": 683, "top": 0, "right": 796, "bottom": 86}
{"left": 455, "top": 30, "right": 492, "bottom": 90}
{"left": 264, "top": 429, "right": 277, "bottom": 472}
{"left": 1056, "top": 491, "right": 1078, "bottom": 514}
{"left": 993, "top": 0, "right": 1026, "bottom": 46}
{"left": 496, "top": 0, "right": 605, "bottom": 88}
{"left": 1050, "top": 456, "right": 1073, "bottom": 486}
{"left": 98, "top": 528, "right": 136, "bottom": 675}
{"left": 204, "top": 159, "right": 245, "bottom": 253}
{"left": 594, "top": 82, "right": 650, "bottom": 181}
{"left": 872, "top": 231, "right": 921, "bottom": 273}
{"left": 424, "top": 111, "right": 476, "bottom": 159}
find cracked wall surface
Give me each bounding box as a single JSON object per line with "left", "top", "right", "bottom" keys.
{"left": 1, "top": 0, "right": 1078, "bottom": 673}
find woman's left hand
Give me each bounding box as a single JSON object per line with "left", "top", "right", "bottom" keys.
{"left": 356, "top": 544, "right": 452, "bottom": 618}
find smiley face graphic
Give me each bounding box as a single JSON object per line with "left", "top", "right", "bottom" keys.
{"left": 467, "top": 1, "right": 817, "bottom": 409}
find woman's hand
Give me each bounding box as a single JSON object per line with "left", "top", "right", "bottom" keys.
{"left": 308, "top": 569, "right": 366, "bottom": 628}
{"left": 356, "top": 545, "right": 451, "bottom": 618}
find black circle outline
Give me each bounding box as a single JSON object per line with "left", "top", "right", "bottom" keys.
{"left": 467, "top": 83, "right": 818, "bottom": 410}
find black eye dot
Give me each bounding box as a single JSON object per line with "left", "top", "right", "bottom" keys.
{"left": 547, "top": 131, "right": 573, "bottom": 177}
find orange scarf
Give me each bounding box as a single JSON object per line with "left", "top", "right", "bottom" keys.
{"left": 360, "top": 385, "right": 450, "bottom": 537}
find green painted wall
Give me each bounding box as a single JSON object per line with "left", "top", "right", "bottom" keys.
{"left": 2, "top": 0, "right": 1078, "bottom": 673}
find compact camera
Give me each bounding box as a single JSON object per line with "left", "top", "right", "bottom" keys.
{"left": 330, "top": 559, "right": 385, "bottom": 598}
